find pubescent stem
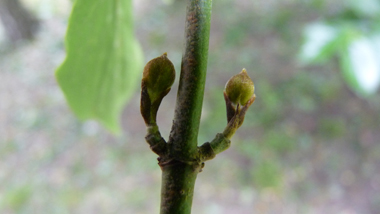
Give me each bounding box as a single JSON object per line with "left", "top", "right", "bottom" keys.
{"left": 159, "top": 0, "right": 213, "bottom": 213}
{"left": 168, "top": 0, "right": 212, "bottom": 157}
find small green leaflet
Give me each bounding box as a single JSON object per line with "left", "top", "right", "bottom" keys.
{"left": 56, "top": 0, "right": 143, "bottom": 134}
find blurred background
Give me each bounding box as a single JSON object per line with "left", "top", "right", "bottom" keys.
{"left": 1, "top": 0, "right": 380, "bottom": 213}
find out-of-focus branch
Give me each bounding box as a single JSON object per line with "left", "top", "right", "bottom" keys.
{"left": 0, "top": 0, "right": 39, "bottom": 44}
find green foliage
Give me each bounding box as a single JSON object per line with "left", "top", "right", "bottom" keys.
{"left": 318, "top": 117, "right": 346, "bottom": 139}
{"left": 2, "top": 185, "right": 32, "bottom": 211}
{"left": 299, "top": 0, "right": 380, "bottom": 97}
{"left": 56, "top": 0, "right": 143, "bottom": 134}
{"left": 347, "top": 0, "right": 380, "bottom": 18}
{"left": 224, "top": 21, "right": 249, "bottom": 46}
{"left": 252, "top": 160, "right": 282, "bottom": 189}
{"left": 264, "top": 130, "right": 295, "bottom": 153}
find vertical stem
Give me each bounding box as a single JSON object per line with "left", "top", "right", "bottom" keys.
{"left": 169, "top": 0, "right": 212, "bottom": 157}
{"left": 159, "top": 0, "right": 212, "bottom": 213}
{"left": 160, "top": 161, "right": 199, "bottom": 214}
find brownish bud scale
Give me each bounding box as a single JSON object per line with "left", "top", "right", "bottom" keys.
{"left": 142, "top": 53, "right": 175, "bottom": 102}
{"left": 140, "top": 53, "right": 176, "bottom": 125}
{"left": 224, "top": 68, "right": 254, "bottom": 106}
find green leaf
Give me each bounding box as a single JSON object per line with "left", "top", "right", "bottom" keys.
{"left": 299, "top": 22, "right": 340, "bottom": 64}
{"left": 348, "top": 0, "right": 380, "bottom": 18}
{"left": 340, "top": 36, "right": 380, "bottom": 96}
{"left": 56, "top": 0, "right": 143, "bottom": 134}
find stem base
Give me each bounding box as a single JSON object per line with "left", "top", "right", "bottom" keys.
{"left": 159, "top": 160, "right": 201, "bottom": 214}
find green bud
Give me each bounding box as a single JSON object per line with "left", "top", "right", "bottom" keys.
{"left": 225, "top": 68, "right": 254, "bottom": 106}
{"left": 142, "top": 53, "right": 175, "bottom": 102}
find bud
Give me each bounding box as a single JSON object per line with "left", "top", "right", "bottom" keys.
{"left": 142, "top": 53, "right": 175, "bottom": 103}
{"left": 141, "top": 53, "right": 176, "bottom": 125}
{"left": 224, "top": 68, "right": 254, "bottom": 106}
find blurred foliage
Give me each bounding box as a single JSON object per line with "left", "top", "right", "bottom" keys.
{"left": 252, "top": 160, "right": 282, "bottom": 189}
{"left": 2, "top": 185, "right": 32, "bottom": 212}
{"left": 299, "top": 0, "right": 380, "bottom": 96}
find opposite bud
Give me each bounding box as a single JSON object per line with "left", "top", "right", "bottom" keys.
{"left": 224, "top": 68, "right": 254, "bottom": 106}
{"left": 141, "top": 53, "right": 176, "bottom": 125}
{"left": 142, "top": 53, "right": 176, "bottom": 103}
